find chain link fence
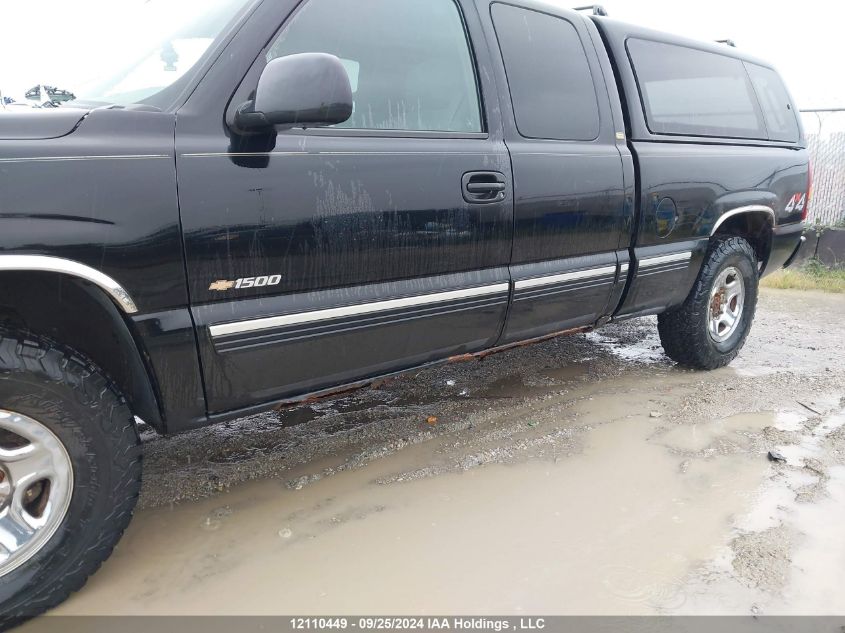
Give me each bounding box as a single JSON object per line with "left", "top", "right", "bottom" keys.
{"left": 802, "top": 109, "right": 845, "bottom": 227}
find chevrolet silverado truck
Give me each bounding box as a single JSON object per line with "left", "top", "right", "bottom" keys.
{"left": 0, "top": 0, "right": 810, "bottom": 623}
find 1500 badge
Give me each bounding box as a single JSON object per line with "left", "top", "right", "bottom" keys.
{"left": 209, "top": 275, "right": 283, "bottom": 291}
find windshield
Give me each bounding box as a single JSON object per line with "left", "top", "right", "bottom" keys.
{"left": 58, "top": 0, "right": 254, "bottom": 108}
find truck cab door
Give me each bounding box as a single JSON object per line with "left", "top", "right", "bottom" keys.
{"left": 477, "top": 1, "right": 633, "bottom": 343}
{"left": 176, "top": 0, "right": 513, "bottom": 414}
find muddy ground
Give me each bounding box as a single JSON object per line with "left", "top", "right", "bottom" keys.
{"left": 38, "top": 289, "right": 845, "bottom": 617}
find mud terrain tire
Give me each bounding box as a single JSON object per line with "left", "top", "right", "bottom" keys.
{"left": 0, "top": 329, "right": 141, "bottom": 630}
{"left": 658, "top": 237, "right": 759, "bottom": 369}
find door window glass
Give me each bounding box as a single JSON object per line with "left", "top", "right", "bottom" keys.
{"left": 491, "top": 3, "right": 600, "bottom": 141}
{"left": 266, "top": 0, "right": 482, "bottom": 132}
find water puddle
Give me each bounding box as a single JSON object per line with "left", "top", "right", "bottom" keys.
{"left": 477, "top": 374, "right": 558, "bottom": 400}
{"left": 654, "top": 412, "right": 771, "bottom": 453}
{"left": 585, "top": 330, "right": 667, "bottom": 365}
{"left": 541, "top": 362, "right": 591, "bottom": 383}
{"left": 52, "top": 415, "right": 769, "bottom": 616}
{"left": 773, "top": 464, "right": 845, "bottom": 613}
{"left": 672, "top": 406, "right": 845, "bottom": 615}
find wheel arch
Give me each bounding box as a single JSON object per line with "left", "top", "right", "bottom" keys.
{"left": 711, "top": 205, "right": 775, "bottom": 273}
{"left": 0, "top": 267, "right": 164, "bottom": 434}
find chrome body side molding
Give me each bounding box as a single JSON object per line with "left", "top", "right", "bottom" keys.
{"left": 209, "top": 282, "right": 511, "bottom": 338}
{"left": 0, "top": 155, "right": 169, "bottom": 164}
{"left": 513, "top": 265, "right": 618, "bottom": 291}
{"left": 711, "top": 205, "right": 776, "bottom": 236}
{"left": 638, "top": 251, "right": 692, "bottom": 268}
{"left": 0, "top": 255, "right": 138, "bottom": 314}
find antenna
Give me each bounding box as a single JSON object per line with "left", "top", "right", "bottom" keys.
{"left": 716, "top": 39, "right": 737, "bottom": 47}
{"left": 573, "top": 5, "right": 608, "bottom": 16}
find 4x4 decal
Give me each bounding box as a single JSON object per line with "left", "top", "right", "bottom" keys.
{"left": 785, "top": 193, "right": 807, "bottom": 214}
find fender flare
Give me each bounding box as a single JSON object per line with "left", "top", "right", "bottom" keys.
{"left": 0, "top": 255, "right": 138, "bottom": 314}
{"left": 710, "top": 205, "right": 776, "bottom": 236}
{"left": 0, "top": 258, "right": 165, "bottom": 431}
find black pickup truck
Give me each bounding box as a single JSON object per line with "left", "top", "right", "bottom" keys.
{"left": 0, "top": 0, "right": 809, "bottom": 623}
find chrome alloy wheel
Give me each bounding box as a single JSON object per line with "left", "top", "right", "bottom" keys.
{"left": 708, "top": 266, "right": 745, "bottom": 343}
{"left": 0, "top": 410, "right": 73, "bottom": 578}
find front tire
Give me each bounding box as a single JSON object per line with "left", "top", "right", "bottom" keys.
{"left": 657, "top": 236, "right": 759, "bottom": 369}
{"left": 0, "top": 329, "right": 141, "bottom": 629}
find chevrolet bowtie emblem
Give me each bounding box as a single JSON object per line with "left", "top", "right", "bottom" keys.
{"left": 209, "top": 280, "right": 236, "bottom": 292}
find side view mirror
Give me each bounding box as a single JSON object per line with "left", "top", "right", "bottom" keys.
{"left": 234, "top": 53, "right": 353, "bottom": 133}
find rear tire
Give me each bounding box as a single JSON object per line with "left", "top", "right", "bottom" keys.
{"left": 0, "top": 329, "right": 141, "bottom": 629}
{"left": 657, "top": 237, "right": 759, "bottom": 369}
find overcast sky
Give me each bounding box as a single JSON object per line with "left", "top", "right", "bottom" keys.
{"left": 1, "top": 0, "right": 843, "bottom": 110}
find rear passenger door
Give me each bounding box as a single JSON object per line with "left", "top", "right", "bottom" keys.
{"left": 179, "top": 0, "right": 514, "bottom": 414}
{"left": 478, "top": 1, "right": 631, "bottom": 343}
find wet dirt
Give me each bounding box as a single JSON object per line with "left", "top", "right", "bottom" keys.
{"left": 39, "top": 289, "right": 845, "bottom": 616}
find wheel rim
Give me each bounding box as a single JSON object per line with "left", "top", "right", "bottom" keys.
{"left": 708, "top": 266, "right": 745, "bottom": 343}
{"left": 0, "top": 409, "right": 73, "bottom": 578}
